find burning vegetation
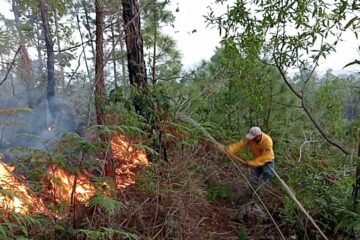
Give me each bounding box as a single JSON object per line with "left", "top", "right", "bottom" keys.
{"left": 111, "top": 134, "right": 150, "bottom": 188}
{"left": 0, "top": 159, "right": 46, "bottom": 215}
{"left": 0, "top": 134, "right": 150, "bottom": 217}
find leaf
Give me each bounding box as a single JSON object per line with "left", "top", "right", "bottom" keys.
{"left": 343, "top": 59, "right": 360, "bottom": 68}
{"left": 0, "top": 225, "right": 8, "bottom": 238}
{"left": 89, "top": 194, "right": 125, "bottom": 215}
{"left": 344, "top": 16, "right": 358, "bottom": 30}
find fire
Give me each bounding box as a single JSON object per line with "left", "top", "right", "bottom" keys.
{"left": 0, "top": 161, "right": 45, "bottom": 214}
{"left": 0, "top": 134, "right": 149, "bottom": 216}
{"left": 46, "top": 166, "right": 96, "bottom": 205}
{"left": 111, "top": 134, "right": 150, "bottom": 188}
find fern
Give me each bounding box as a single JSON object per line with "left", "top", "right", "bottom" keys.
{"left": 237, "top": 228, "right": 249, "bottom": 240}
{"left": 15, "top": 237, "right": 32, "bottom": 240}
{"left": 74, "top": 227, "right": 139, "bottom": 240}
{"left": 204, "top": 183, "right": 234, "bottom": 202}
{"left": 0, "top": 224, "right": 8, "bottom": 239}
{"left": 89, "top": 194, "right": 125, "bottom": 215}
{"left": 9, "top": 213, "right": 41, "bottom": 228}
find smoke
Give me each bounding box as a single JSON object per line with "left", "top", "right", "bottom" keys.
{"left": 0, "top": 77, "right": 84, "bottom": 154}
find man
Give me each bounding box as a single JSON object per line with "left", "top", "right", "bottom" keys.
{"left": 227, "top": 126, "right": 275, "bottom": 186}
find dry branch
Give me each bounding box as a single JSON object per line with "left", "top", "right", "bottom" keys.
{"left": 0, "top": 46, "right": 22, "bottom": 87}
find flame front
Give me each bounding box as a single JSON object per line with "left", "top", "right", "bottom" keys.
{"left": 0, "top": 161, "right": 45, "bottom": 214}
{"left": 0, "top": 134, "right": 149, "bottom": 216}
{"left": 47, "top": 166, "right": 96, "bottom": 205}
{"left": 111, "top": 134, "right": 150, "bottom": 188}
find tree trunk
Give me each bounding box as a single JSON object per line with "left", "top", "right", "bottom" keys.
{"left": 39, "top": 0, "right": 55, "bottom": 127}
{"left": 117, "top": 16, "right": 127, "bottom": 86}
{"left": 82, "top": 0, "right": 96, "bottom": 58}
{"left": 111, "top": 17, "right": 118, "bottom": 87}
{"left": 12, "top": 0, "right": 35, "bottom": 108}
{"left": 95, "top": 0, "right": 115, "bottom": 177}
{"left": 95, "top": 0, "right": 105, "bottom": 127}
{"left": 53, "top": 8, "right": 66, "bottom": 89}
{"left": 122, "top": 0, "right": 147, "bottom": 87}
{"left": 152, "top": 0, "right": 157, "bottom": 85}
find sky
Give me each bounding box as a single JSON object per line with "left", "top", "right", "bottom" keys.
{"left": 166, "top": 0, "right": 227, "bottom": 69}
{"left": 168, "top": 0, "right": 360, "bottom": 74}
{"left": 0, "top": 0, "right": 359, "bottom": 75}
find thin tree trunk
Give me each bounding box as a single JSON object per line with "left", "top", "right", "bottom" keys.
{"left": 95, "top": 0, "right": 105, "bottom": 127}
{"left": 265, "top": 77, "right": 273, "bottom": 131}
{"left": 39, "top": 0, "right": 55, "bottom": 126}
{"left": 76, "top": 14, "right": 91, "bottom": 77}
{"left": 111, "top": 17, "right": 118, "bottom": 86}
{"left": 353, "top": 136, "right": 360, "bottom": 209}
{"left": 53, "top": 8, "right": 66, "bottom": 89}
{"left": 95, "top": 0, "right": 115, "bottom": 177}
{"left": 12, "top": 0, "right": 34, "bottom": 107}
{"left": 120, "top": 33, "right": 127, "bottom": 85}
{"left": 75, "top": 14, "right": 92, "bottom": 127}
{"left": 12, "top": 0, "right": 22, "bottom": 39}
{"left": 152, "top": 0, "right": 157, "bottom": 84}
{"left": 82, "top": 0, "right": 96, "bottom": 58}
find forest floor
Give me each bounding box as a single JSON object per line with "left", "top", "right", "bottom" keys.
{"left": 110, "top": 143, "right": 291, "bottom": 240}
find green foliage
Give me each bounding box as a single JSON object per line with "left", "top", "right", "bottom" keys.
{"left": 278, "top": 154, "right": 360, "bottom": 238}
{"left": 141, "top": 0, "right": 182, "bottom": 83}
{"left": 314, "top": 77, "right": 346, "bottom": 137}
{"left": 204, "top": 183, "right": 234, "bottom": 203}
{"left": 89, "top": 194, "right": 125, "bottom": 215}
{"left": 0, "top": 212, "right": 45, "bottom": 240}
{"left": 135, "top": 165, "right": 158, "bottom": 193}
{"left": 237, "top": 228, "right": 249, "bottom": 240}
{"left": 74, "top": 227, "right": 139, "bottom": 240}
{"left": 279, "top": 196, "right": 298, "bottom": 226}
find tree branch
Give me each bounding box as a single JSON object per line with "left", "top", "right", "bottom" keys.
{"left": 274, "top": 61, "right": 349, "bottom": 155}
{"left": 0, "top": 46, "right": 22, "bottom": 87}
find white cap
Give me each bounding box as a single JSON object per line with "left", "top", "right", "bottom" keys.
{"left": 246, "top": 126, "right": 262, "bottom": 140}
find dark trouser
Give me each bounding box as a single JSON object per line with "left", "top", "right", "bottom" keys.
{"left": 250, "top": 160, "right": 275, "bottom": 187}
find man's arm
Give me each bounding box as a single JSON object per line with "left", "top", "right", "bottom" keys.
{"left": 246, "top": 139, "right": 274, "bottom": 168}
{"left": 227, "top": 140, "right": 247, "bottom": 154}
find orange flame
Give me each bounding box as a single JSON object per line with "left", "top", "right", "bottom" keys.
{"left": 111, "top": 134, "right": 150, "bottom": 188}
{"left": 46, "top": 166, "right": 96, "bottom": 205}
{"left": 0, "top": 134, "right": 149, "bottom": 216}
{"left": 0, "top": 161, "right": 45, "bottom": 214}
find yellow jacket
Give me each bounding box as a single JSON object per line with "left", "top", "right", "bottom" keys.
{"left": 227, "top": 133, "right": 274, "bottom": 168}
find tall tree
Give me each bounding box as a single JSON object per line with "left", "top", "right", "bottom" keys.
{"left": 142, "top": 0, "right": 181, "bottom": 84}
{"left": 122, "top": 0, "right": 147, "bottom": 87}
{"left": 38, "top": 0, "right": 55, "bottom": 127}
{"left": 95, "top": 0, "right": 105, "bottom": 128}
{"left": 12, "top": 0, "right": 34, "bottom": 107}
{"left": 208, "top": 0, "right": 360, "bottom": 155}
{"left": 95, "top": 0, "right": 115, "bottom": 177}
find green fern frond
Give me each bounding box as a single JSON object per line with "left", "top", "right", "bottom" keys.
{"left": 89, "top": 194, "right": 125, "bottom": 215}
{"left": 15, "top": 237, "right": 32, "bottom": 240}
{"left": 133, "top": 144, "right": 157, "bottom": 156}
{"left": 74, "top": 227, "right": 139, "bottom": 240}
{"left": 101, "top": 227, "right": 139, "bottom": 240}
{"left": 108, "top": 125, "right": 145, "bottom": 135}
{"left": 9, "top": 212, "right": 41, "bottom": 227}
{"left": 0, "top": 224, "right": 8, "bottom": 238}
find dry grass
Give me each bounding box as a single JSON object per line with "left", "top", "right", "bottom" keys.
{"left": 104, "top": 143, "right": 288, "bottom": 240}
